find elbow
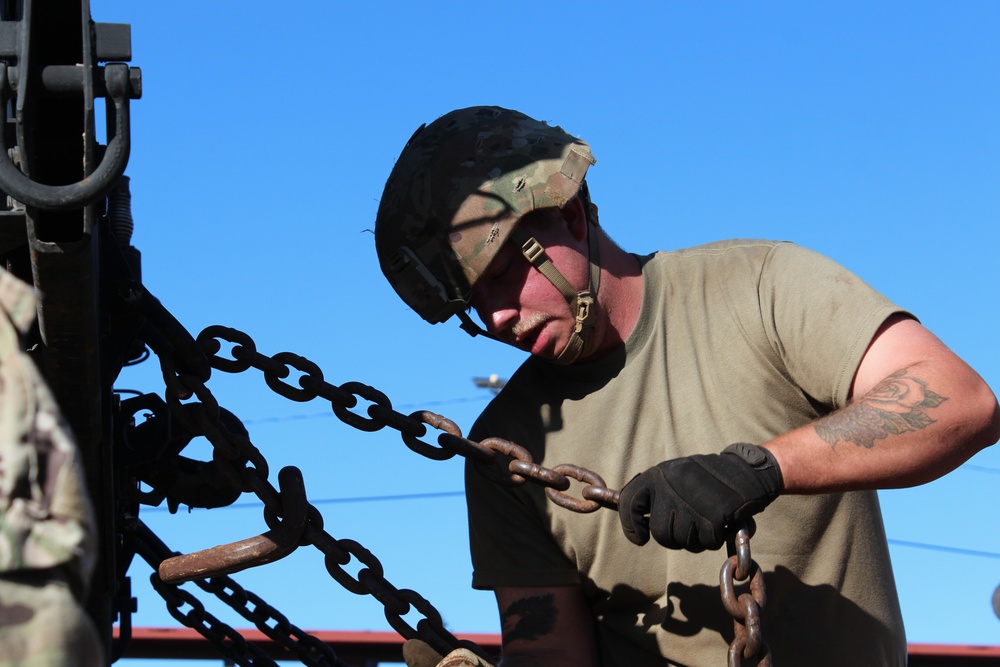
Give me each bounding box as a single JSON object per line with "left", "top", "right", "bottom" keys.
{"left": 983, "top": 395, "right": 1000, "bottom": 449}
{"left": 969, "top": 378, "right": 1000, "bottom": 453}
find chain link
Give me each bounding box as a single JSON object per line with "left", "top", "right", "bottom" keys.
{"left": 150, "top": 573, "right": 278, "bottom": 667}
{"left": 720, "top": 525, "right": 772, "bottom": 667}
{"left": 195, "top": 576, "right": 348, "bottom": 667}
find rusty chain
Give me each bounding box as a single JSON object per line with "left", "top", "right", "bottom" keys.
{"left": 137, "top": 320, "right": 770, "bottom": 665}
{"left": 196, "top": 325, "right": 621, "bottom": 513}
{"left": 721, "top": 526, "right": 772, "bottom": 667}
{"left": 188, "top": 325, "right": 770, "bottom": 663}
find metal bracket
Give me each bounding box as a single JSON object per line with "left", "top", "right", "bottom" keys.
{"left": 0, "top": 62, "right": 133, "bottom": 210}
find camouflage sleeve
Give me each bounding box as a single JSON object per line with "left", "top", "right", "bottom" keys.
{"left": 0, "top": 267, "right": 104, "bottom": 667}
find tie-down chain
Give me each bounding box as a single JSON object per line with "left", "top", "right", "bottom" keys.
{"left": 145, "top": 346, "right": 488, "bottom": 662}
{"left": 166, "top": 324, "right": 771, "bottom": 666}
{"left": 134, "top": 520, "right": 352, "bottom": 667}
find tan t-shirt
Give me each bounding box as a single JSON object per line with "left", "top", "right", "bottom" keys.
{"left": 466, "top": 240, "right": 908, "bottom": 666}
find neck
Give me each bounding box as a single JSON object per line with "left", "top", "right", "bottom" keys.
{"left": 584, "top": 231, "right": 644, "bottom": 360}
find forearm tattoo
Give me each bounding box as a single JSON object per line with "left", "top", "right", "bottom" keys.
{"left": 814, "top": 369, "right": 948, "bottom": 449}
{"left": 501, "top": 593, "right": 557, "bottom": 643}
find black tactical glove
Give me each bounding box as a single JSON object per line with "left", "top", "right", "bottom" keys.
{"left": 618, "top": 443, "right": 784, "bottom": 552}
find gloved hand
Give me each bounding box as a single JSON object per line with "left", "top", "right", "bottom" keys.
{"left": 402, "top": 639, "right": 496, "bottom": 667}
{"left": 618, "top": 443, "right": 783, "bottom": 552}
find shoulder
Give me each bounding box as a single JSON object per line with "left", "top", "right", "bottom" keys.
{"left": 648, "top": 239, "right": 793, "bottom": 280}
{"left": 639, "top": 239, "right": 800, "bottom": 306}
{"left": 661, "top": 238, "right": 787, "bottom": 260}
{"left": 650, "top": 239, "right": 867, "bottom": 291}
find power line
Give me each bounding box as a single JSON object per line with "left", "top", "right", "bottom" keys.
{"left": 241, "top": 395, "right": 491, "bottom": 426}
{"left": 141, "top": 490, "right": 465, "bottom": 513}
{"left": 887, "top": 539, "right": 1000, "bottom": 560}
{"left": 963, "top": 464, "right": 1000, "bottom": 475}
{"left": 123, "top": 385, "right": 1000, "bottom": 480}
{"left": 139, "top": 493, "right": 1000, "bottom": 561}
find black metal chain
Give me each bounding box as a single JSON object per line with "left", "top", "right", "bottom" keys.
{"left": 135, "top": 520, "right": 352, "bottom": 667}
{"left": 194, "top": 576, "right": 347, "bottom": 667}
{"left": 149, "top": 572, "right": 279, "bottom": 667}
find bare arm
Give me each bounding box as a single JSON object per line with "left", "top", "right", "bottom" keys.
{"left": 493, "top": 585, "right": 599, "bottom": 667}
{"left": 769, "top": 315, "right": 1000, "bottom": 492}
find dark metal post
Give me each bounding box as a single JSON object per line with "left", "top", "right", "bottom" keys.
{"left": 0, "top": 0, "right": 141, "bottom": 658}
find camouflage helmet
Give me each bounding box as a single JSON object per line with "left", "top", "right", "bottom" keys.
{"left": 375, "top": 106, "right": 596, "bottom": 324}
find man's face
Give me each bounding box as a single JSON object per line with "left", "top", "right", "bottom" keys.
{"left": 469, "top": 207, "right": 589, "bottom": 359}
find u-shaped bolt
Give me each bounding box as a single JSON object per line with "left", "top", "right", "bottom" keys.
{"left": 157, "top": 466, "right": 311, "bottom": 584}
{"left": 0, "top": 62, "right": 132, "bottom": 211}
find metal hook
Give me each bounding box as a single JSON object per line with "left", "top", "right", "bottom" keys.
{"left": 157, "top": 466, "right": 310, "bottom": 583}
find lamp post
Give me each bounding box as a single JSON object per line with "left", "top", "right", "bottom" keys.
{"left": 472, "top": 375, "right": 507, "bottom": 395}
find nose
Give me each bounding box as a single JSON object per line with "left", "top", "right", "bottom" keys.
{"left": 472, "top": 288, "right": 518, "bottom": 336}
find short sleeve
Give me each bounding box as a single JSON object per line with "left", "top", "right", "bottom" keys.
{"left": 757, "top": 243, "right": 910, "bottom": 409}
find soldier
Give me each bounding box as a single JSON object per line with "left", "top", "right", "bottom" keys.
{"left": 375, "top": 106, "right": 1000, "bottom": 666}
{"left": 0, "top": 268, "right": 103, "bottom": 667}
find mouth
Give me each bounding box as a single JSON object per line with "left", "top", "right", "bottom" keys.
{"left": 510, "top": 314, "right": 550, "bottom": 354}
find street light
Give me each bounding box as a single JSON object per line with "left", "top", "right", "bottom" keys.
{"left": 472, "top": 374, "right": 507, "bottom": 395}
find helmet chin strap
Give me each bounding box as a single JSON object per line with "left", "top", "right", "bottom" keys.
{"left": 510, "top": 216, "right": 602, "bottom": 365}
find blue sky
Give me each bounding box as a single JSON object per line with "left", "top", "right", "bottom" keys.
{"left": 101, "top": 0, "right": 1000, "bottom": 659}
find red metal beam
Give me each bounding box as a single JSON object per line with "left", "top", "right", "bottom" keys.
{"left": 117, "top": 627, "right": 501, "bottom": 665}
{"left": 907, "top": 643, "right": 1000, "bottom": 666}
{"left": 117, "top": 628, "right": 1000, "bottom": 666}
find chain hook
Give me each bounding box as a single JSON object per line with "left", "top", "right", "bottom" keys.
{"left": 158, "top": 466, "right": 310, "bottom": 583}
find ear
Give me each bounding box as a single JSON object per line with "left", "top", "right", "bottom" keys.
{"left": 561, "top": 196, "right": 589, "bottom": 242}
